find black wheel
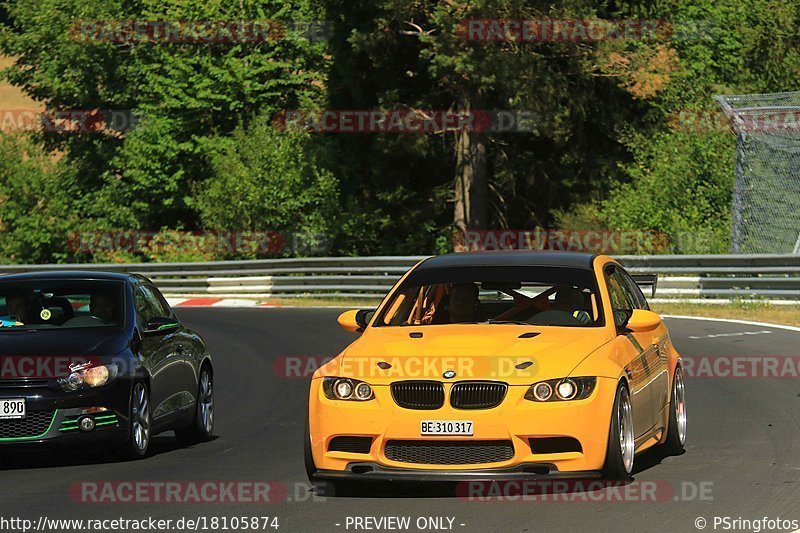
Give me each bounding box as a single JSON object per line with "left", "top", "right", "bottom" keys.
{"left": 117, "top": 381, "right": 151, "bottom": 460}
{"left": 176, "top": 366, "right": 214, "bottom": 445}
{"left": 661, "top": 366, "right": 687, "bottom": 455}
{"left": 602, "top": 382, "right": 634, "bottom": 479}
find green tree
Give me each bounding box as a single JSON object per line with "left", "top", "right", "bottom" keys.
{"left": 1, "top": 0, "right": 329, "bottom": 237}
{"left": 0, "top": 135, "right": 79, "bottom": 263}
{"left": 194, "top": 116, "right": 339, "bottom": 257}
{"left": 572, "top": 0, "right": 800, "bottom": 252}
{"left": 320, "top": 0, "right": 646, "bottom": 251}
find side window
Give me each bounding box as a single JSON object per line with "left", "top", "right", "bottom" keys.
{"left": 134, "top": 287, "right": 156, "bottom": 326}
{"left": 620, "top": 270, "right": 650, "bottom": 310}
{"left": 606, "top": 268, "right": 635, "bottom": 328}
{"left": 134, "top": 285, "right": 170, "bottom": 326}
{"left": 144, "top": 285, "right": 172, "bottom": 317}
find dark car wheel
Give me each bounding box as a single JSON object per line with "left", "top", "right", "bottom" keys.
{"left": 602, "top": 382, "right": 634, "bottom": 480}
{"left": 176, "top": 366, "right": 214, "bottom": 445}
{"left": 117, "top": 381, "right": 151, "bottom": 460}
{"left": 661, "top": 366, "right": 687, "bottom": 455}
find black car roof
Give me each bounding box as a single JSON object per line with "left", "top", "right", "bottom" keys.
{"left": 0, "top": 270, "right": 136, "bottom": 283}
{"left": 416, "top": 250, "right": 598, "bottom": 270}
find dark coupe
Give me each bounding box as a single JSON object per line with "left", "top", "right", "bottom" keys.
{"left": 0, "top": 272, "right": 214, "bottom": 458}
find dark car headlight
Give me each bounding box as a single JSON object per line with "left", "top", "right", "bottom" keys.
{"left": 525, "top": 377, "right": 596, "bottom": 402}
{"left": 59, "top": 363, "right": 119, "bottom": 391}
{"left": 322, "top": 377, "right": 374, "bottom": 401}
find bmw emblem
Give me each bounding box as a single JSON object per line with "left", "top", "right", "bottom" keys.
{"left": 443, "top": 370, "right": 456, "bottom": 379}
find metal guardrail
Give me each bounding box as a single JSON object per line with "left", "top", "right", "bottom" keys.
{"left": 0, "top": 254, "right": 798, "bottom": 301}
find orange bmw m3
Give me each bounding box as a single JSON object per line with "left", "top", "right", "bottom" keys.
{"left": 305, "top": 251, "right": 686, "bottom": 485}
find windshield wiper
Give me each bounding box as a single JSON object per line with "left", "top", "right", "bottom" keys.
{"left": 486, "top": 319, "right": 531, "bottom": 325}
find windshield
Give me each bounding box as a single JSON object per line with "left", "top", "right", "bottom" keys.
{"left": 375, "top": 266, "right": 603, "bottom": 328}
{"left": 0, "top": 279, "right": 125, "bottom": 330}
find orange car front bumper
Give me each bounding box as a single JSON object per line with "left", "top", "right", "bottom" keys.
{"left": 308, "top": 377, "right": 618, "bottom": 479}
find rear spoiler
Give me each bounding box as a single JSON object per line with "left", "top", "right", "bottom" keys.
{"left": 632, "top": 274, "right": 658, "bottom": 298}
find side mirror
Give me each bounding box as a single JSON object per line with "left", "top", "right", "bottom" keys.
{"left": 624, "top": 309, "right": 662, "bottom": 332}
{"left": 143, "top": 316, "right": 180, "bottom": 336}
{"left": 337, "top": 309, "right": 375, "bottom": 333}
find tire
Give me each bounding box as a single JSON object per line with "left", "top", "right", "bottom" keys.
{"left": 661, "top": 366, "right": 687, "bottom": 455}
{"left": 602, "top": 382, "right": 635, "bottom": 479}
{"left": 117, "top": 381, "right": 151, "bottom": 460}
{"left": 176, "top": 366, "right": 214, "bottom": 445}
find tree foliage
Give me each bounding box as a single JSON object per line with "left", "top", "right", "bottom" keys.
{"left": 1, "top": 0, "right": 799, "bottom": 261}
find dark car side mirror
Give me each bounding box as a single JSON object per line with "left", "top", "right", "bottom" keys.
{"left": 143, "top": 316, "right": 180, "bottom": 336}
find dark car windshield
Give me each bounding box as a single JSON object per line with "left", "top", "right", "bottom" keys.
{"left": 374, "top": 265, "right": 603, "bottom": 328}
{"left": 0, "top": 279, "right": 125, "bottom": 330}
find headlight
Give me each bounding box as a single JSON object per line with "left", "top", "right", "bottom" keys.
{"left": 556, "top": 379, "right": 577, "bottom": 400}
{"left": 323, "top": 377, "right": 374, "bottom": 401}
{"left": 335, "top": 378, "right": 354, "bottom": 399}
{"left": 59, "top": 363, "right": 119, "bottom": 391}
{"left": 355, "top": 382, "right": 373, "bottom": 400}
{"left": 525, "top": 377, "right": 596, "bottom": 402}
{"left": 84, "top": 365, "right": 110, "bottom": 387}
{"left": 532, "top": 382, "right": 553, "bottom": 402}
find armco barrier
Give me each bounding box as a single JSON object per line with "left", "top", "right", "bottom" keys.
{"left": 0, "top": 254, "right": 798, "bottom": 301}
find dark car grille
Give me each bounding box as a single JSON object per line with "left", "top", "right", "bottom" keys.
{"left": 328, "top": 436, "right": 373, "bottom": 454}
{"left": 0, "top": 378, "right": 50, "bottom": 389}
{"left": 0, "top": 410, "right": 55, "bottom": 439}
{"left": 384, "top": 440, "right": 515, "bottom": 465}
{"left": 450, "top": 381, "right": 507, "bottom": 409}
{"left": 391, "top": 381, "right": 444, "bottom": 410}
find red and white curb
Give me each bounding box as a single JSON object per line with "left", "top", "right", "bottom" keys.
{"left": 167, "top": 297, "right": 283, "bottom": 308}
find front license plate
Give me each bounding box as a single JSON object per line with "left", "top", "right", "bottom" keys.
{"left": 0, "top": 398, "right": 26, "bottom": 420}
{"left": 421, "top": 420, "right": 473, "bottom": 436}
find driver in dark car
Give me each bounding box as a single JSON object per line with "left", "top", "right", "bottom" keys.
{"left": 90, "top": 290, "right": 118, "bottom": 323}
{"left": 3, "top": 291, "right": 33, "bottom": 325}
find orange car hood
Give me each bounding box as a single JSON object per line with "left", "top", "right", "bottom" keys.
{"left": 326, "top": 325, "right": 614, "bottom": 385}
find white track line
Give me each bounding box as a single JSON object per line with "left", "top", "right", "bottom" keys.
{"left": 663, "top": 314, "right": 800, "bottom": 333}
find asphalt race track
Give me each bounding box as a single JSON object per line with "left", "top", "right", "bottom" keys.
{"left": 2, "top": 309, "right": 800, "bottom": 533}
